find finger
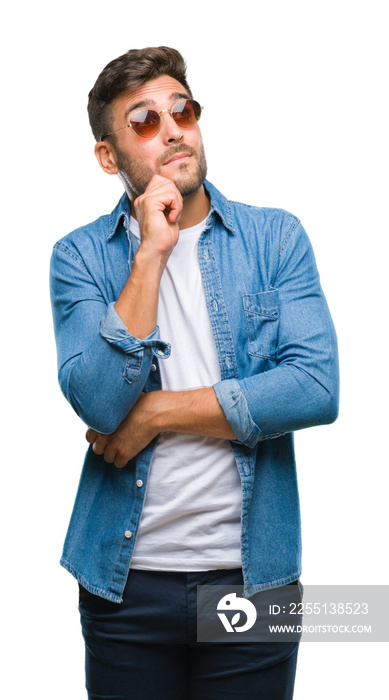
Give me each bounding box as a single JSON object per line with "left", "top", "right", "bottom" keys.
{"left": 137, "top": 178, "right": 183, "bottom": 212}
{"left": 143, "top": 173, "right": 174, "bottom": 193}
{"left": 142, "top": 173, "right": 166, "bottom": 189}
{"left": 133, "top": 176, "right": 171, "bottom": 211}
{"left": 101, "top": 443, "right": 118, "bottom": 464}
{"left": 86, "top": 428, "right": 98, "bottom": 443}
{"left": 168, "top": 203, "right": 182, "bottom": 224}
{"left": 92, "top": 434, "right": 108, "bottom": 455}
{"left": 161, "top": 187, "right": 183, "bottom": 223}
{"left": 114, "top": 452, "right": 131, "bottom": 469}
{"left": 107, "top": 440, "right": 131, "bottom": 468}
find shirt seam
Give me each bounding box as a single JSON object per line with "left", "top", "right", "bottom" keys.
{"left": 53, "top": 242, "right": 89, "bottom": 272}
{"left": 279, "top": 218, "right": 301, "bottom": 258}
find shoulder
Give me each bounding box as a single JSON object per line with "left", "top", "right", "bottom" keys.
{"left": 52, "top": 212, "right": 111, "bottom": 258}
{"left": 50, "top": 214, "right": 112, "bottom": 279}
{"left": 205, "top": 180, "right": 301, "bottom": 248}
{"left": 228, "top": 199, "right": 305, "bottom": 263}
{"left": 230, "top": 199, "right": 301, "bottom": 246}
{"left": 51, "top": 193, "right": 129, "bottom": 267}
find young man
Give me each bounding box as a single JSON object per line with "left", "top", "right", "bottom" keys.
{"left": 50, "top": 47, "right": 339, "bottom": 700}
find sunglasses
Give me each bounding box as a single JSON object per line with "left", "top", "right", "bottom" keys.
{"left": 101, "top": 99, "right": 203, "bottom": 140}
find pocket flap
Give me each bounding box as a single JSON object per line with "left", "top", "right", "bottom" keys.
{"left": 243, "top": 289, "right": 279, "bottom": 318}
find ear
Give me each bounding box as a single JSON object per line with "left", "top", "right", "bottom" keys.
{"left": 94, "top": 141, "right": 120, "bottom": 175}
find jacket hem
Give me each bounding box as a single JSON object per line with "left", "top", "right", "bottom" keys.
{"left": 60, "top": 558, "right": 124, "bottom": 604}
{"left": 243, "top": 570, "right": 302, "bottom": 598}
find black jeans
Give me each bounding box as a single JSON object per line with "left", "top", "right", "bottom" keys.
{"left": 78, "top": 568, "right": 299, "bottom": 700}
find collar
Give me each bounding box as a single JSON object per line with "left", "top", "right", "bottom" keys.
{"left": 107, "top": 179, "right": 235, "bottom": 241}
{"left": 203, "top": 180, "right": 235, "bottom": 234}
{"left": 107, "top": 192, "right": 132, "bottom": 241}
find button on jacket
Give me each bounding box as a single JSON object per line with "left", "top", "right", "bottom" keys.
{"left": 50, "top": 180, "right": 339, "bottom": 603}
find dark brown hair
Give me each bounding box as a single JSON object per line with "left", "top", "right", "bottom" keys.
{"left": 87, "top": 46, "right": 192, "bottom": 142}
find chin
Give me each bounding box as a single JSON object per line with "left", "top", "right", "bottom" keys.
{"left": 175, "top": 166, "right": 207, "bottom": 197}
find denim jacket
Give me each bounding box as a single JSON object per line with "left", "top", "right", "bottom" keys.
{"left": 50, "top": 180, "right": 339, "bottom": 602}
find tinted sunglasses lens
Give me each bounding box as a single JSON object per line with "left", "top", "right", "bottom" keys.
{"left": 130, "top": 109, "right": 160, "bottom": 137}
{"left": 173, "top": 100, "right": 202, "bottom": 127}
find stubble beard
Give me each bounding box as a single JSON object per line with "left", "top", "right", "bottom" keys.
{"left": 115, "top": 141, "right": 208, "bottom": 199}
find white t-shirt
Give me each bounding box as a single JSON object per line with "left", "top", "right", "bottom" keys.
{"left": 129, "top": 215, "right": 242, "bottom": 571}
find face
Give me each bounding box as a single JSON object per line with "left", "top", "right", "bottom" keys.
{"left": 108, "top": 75, "right": 207, "bottom": 198}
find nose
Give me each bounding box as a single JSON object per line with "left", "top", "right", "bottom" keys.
{"left": 159, "top": 109, "right": 184, "bottom": 144}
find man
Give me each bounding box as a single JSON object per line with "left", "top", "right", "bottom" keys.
{"left": 50, "top": 47, "right": 339, "bottom": 700}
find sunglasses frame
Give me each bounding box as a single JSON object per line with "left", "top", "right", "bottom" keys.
{"left": 101, "top": 99, "right": 203, "bottom": 141}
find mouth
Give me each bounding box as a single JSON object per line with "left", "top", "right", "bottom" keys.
{"left": 163, "top": 152, "right": 192, "bottom": 166}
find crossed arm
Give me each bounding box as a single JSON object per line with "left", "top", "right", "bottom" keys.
{"left": 86, "top": 387, "right": 236, "bottom": 468}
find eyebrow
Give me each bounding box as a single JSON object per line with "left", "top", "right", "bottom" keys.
{"left": 124, "top": 91, "right": 190, "bottom": 120}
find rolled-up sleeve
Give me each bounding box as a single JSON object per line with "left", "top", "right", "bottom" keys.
{"left": 213, "top": 222, "right": 339, "bottom": 447}
{"left": 100, "top": 302, "right": 170, "bottom": 359}
{"left": 213, "top": 379, "right": 260, "bottom": 448}
{"left": 50, "top": 244, "right": 170, "bottom": 434}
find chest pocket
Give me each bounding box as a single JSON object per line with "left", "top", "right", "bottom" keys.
{"left": 243, "top": 289, "right": 279, "bottom": 359}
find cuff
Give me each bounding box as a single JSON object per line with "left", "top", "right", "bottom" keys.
{"left": 100, "top": 302, "right": 171, "bottom": 359}
{"left": 213, "top": 378, "right": 261, "bottom": 448}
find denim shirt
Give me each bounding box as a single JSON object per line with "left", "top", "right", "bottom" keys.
{"left": 50, "top": 180, "right": 339, "bottom": 603}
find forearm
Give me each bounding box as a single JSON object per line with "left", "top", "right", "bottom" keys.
{"left": 147, "top": 387, "right": 236, "bottom": 440}
{"left": 115, "top": 175, "right": 182, "bottom": 338}
{"left": 87, "top": 387, "right": 236, "bottom": 467}
{"left": 114, "top": 246, "right": 167, "bottom": 338}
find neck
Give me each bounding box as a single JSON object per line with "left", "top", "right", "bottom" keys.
{"left": 177, "top": 185, "right": 210, "bottom": 229}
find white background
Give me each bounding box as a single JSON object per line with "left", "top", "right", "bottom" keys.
{"left": 2, "top": 1, "right": 388, "bottom": 697}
